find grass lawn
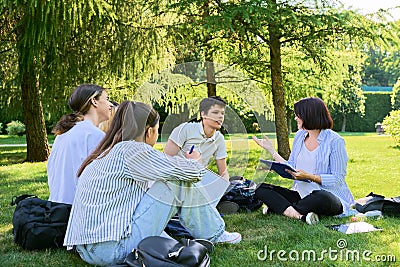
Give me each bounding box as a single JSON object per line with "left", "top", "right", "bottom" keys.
{"left": 0, "top": 133, "right": 399, "bottom": 266}
{"left": 0, "top": 134, "right": 56, "bottom": 145}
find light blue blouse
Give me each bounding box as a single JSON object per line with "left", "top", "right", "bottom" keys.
{"left": 287, "top": 129, "right": 355, "bottom": 216}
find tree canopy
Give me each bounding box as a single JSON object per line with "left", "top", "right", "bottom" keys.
{"left": 0, "top": 0, "right": 174, "bottom": 161}
{"left": 1, "top": 0, "right": 400, "bottom": 161}
{"left": 161, "top": 0, "right": 398, "bottom": 158}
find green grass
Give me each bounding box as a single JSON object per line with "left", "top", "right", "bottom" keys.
{"left": 0, "top": 147, "right": 27, "bottom": 165}
{"left": 0, "top": 134, "right": 399, "bottom": 266}
{"left": 0, "top": 135, "right": 28, "bottom": 145}
{"left": 0, "top": 134, "right": 56, "bottom": 145}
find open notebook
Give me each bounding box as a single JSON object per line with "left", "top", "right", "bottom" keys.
{"left": 327, "top": 222, "right": 382, "bottom": 234}
{"left": 196, "top": 169, "right": 230, "bottom": 205}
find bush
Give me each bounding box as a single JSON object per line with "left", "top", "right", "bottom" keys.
{"left": 383, "top": 110, "right": 400, "bottom": 146}
{"left": 0, "top": 122, "right": 2, "bottom": 133}
{"left": 391, "top": 78, "right": 400, "bottom": 110}
{"left": 6, "top": 120, "right": 26, "bottom": 136}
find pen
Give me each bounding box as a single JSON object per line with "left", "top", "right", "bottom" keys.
{"left": 189, "top": 145, "right": 195, "bottom": 154}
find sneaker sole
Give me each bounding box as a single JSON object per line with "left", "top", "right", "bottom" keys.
{"left": 215, "top": 233, "right": 242, "bottom": 244}
{"left": 262, "top": 206, "right": 269, "bottom": 215}
{"left": 306, "top": 213, "right": 319, "bottom": 225}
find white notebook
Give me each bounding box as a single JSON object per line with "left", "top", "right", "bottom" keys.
{"left": 196, "top": 169, "right": 230, "bottom": 206}
{"left": 327, "top": 222, "right": 382, "bottom": 234}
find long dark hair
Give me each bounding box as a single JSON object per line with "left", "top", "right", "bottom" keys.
{"left": 52, "top": 84, "right": 106, "bottom": 135}
{"left": 77, "top": 101, "right": 160, "bottom": 176}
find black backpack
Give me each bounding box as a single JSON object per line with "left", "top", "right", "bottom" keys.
{"left": 217, "top": 177, "right": 263, "bottom": 214}
{"left": 124, "top": 236, "right": 212, "bottom": 267}
{"left": 355, "top": 192, "right": 400, "bottom": 217}
{"left": 11, "top": 194, "right": 72, "bottom": 250}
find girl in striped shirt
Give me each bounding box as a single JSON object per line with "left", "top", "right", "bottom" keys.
{"left": 64, "top": 101, "right": 241, "bottom": 266}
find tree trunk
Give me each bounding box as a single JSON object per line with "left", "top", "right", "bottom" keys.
{"left": 203, "top": 1, "right": 216, "bottom": 97}
{"left": 341, "top": 113, "right": 346, "bottom": 132}
{"left": 269, "top": 22, "right": 290, "bottom": 159}
{"left": 207, "top": 83, "right": 217, "bottom": 97}
{"left": 21, "top": 68, "right": 50, "bottom": 162}
{"left": 206, "top": 62, "right": 217, "bottom": 97}
{"left": 14, "top": 14, "right": 50, "bottom": 162}
{"left": 286, "top": 109, "right": 293, "bottom": 134}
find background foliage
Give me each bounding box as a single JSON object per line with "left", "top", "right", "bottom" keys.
{"left": 391, "top": 78, "right": 400, "bottom": 110}
{"left": 383, "top": 110, "right": 400, "bottom": 146}
{"left": 331, "top": 92, "right": 392, "bottom": 132}
{"left": 5, "top": 121, "right": 25, "bottom": 136}
{"left": 0, "top": 1, "right": 399, "bottom": 157}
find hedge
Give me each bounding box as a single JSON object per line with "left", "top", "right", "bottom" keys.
{"left": 331, "top": 92, "right": 392, "bottom": 132}
{"left": 0, "top": 92, "right": 393, "bottom": 135}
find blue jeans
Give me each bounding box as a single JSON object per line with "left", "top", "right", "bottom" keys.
{"left": 76, "top": 180, "right": 225, "bottom": 266}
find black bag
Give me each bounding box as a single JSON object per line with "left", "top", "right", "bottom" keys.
{"left": 11, "top": 194, "right": 72, "bottom": 250}
{"left": 217, "top": 176, "right": 263, "bottom": 214}
{"left": 355, "top": 192, "right": 400, "bottom": 217}
{"left": 125, "top": 236, "right": 212, "bottom": 267}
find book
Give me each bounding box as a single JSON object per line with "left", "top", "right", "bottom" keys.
{"left": 259, "top": 159, "right": 296, "bottom": 179}
{"left": 327, "top": 222, "right": 382, "bottom": 234}
{"left": 260, "top": 159, "right": 311, "bottom": 183}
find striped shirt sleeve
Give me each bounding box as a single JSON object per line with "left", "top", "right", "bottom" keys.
{"left": 123, "top": 142, "right": 206, "bottom": 183}
{"left": 319, "top": 137, "right": 348, "bottom": 188}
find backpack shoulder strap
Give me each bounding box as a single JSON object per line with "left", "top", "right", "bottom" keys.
{"left": 390, "top": 196, "right": 400, "bottom": 203}
{"left": 355, "top": 198, "right": 385, "bottom": 213}
{"left": 11, "top": 195, "right": 38, "bottom": 206}
{"left": 367, "top": 192, "right": 385, "bottom": 198}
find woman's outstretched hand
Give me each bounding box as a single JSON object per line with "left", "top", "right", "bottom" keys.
{"left": 252, "top": 135, "right": 275, "bottom": 155}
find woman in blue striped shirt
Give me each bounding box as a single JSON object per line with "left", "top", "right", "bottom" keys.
{"left": 64, "top": 101, "right": 241, "bottom": 266}
{"left": 253, "top": 97, "right": 354, "bottom": 225}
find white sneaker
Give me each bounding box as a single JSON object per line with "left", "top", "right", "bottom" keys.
{"left": 304, "top": 212, "right": 319, "bottom": 225}
{"left": 262, "top": 205, "right": 269, "bottom": 215}
{"left": 215, "top": 231, "right": 242, "bottom": 244}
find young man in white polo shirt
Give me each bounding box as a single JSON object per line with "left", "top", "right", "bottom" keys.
{"left": 163, "top": 96, "right": 239, "bottom": 239}
{"left": 164, "top": 96, "right": 229, "bottom": 180}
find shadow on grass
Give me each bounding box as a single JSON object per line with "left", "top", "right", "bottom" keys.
{"left": 1, "top": 173, "right": 48, "bottom": 196}
{"left": 220, "top": 211, "right": 400, "bottom": 266}
{"left": 337, "top": 132, "right": 375, "bottom": 136}
{"left": 0, "top": 147, "right": 26, "bottom": 165}
{"left": 0, "top": 135, "right": 27, "bottom": 144}
{"left": 390, "top": 145, "right": 400, "bottom": 150}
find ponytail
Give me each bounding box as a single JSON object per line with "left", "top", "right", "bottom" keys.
{"left": 52, "top": 112, "right": 84, "bottom": 135}
{"left": 52, "top": 84, "right": 105, "bottom": 135}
